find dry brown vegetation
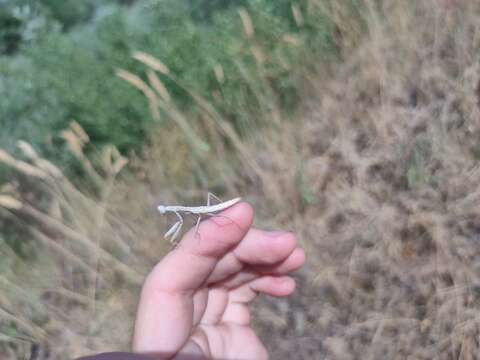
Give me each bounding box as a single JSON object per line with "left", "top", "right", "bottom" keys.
{"left": 2, "top": 0, "right": 480, "bottom": 359}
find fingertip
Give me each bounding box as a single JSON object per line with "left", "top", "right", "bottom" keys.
{"left": 233, "top": 201, "right": 254, "bottom": 227}
{"left": 260, "top": 232, "right": 297, "bottom": 264}
{"left": 204, "top": 200, "right": 254, "bottom": 232}
{"left": 281, "top": 232, "right": 297, "bottom": 250}
{"left": 293, "top": 247, "right": 306, "bottom": 269}
{"left": 281, "top": 276, "right": 296, "bottom": 295}
{"left": 251, "top": 276, "right": 296, "bottom": 297}
{"left": 270, "top": 276, "right": 296, "bottom": 297}
{"left": 181, "top": 200, "right": 254, "bottom": 258}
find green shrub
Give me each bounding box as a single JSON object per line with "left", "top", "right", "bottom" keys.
{"left": 0, "top": 0, "right": 340, "bottom": 165}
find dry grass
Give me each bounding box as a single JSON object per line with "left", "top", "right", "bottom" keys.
{"left": 2, "top": 0, "right": 480, "bottom": 359}
{"left": 249, "top": 1, "right": 480, "bottom": 358}
{"left": 0, "top": 124, "right": 167, "bottom": 358}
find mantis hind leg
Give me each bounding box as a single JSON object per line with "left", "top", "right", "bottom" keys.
{"left": 193, "top": 192, "right": 220, "bottom": 240}
{"left": 207, "top": 192, "right": 222, "bottom": 206}
{"left": 194, "top": 215, "right": 202, "bottom": 236}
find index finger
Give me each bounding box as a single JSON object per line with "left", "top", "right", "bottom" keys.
{"left": 147, "top": 201, "right": 253, "bottom": 293}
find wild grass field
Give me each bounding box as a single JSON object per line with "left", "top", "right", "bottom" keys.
{"left": 1, "top": 0, "right": 480, "bottom": 359}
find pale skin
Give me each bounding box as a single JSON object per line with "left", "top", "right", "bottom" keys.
{"left": 133, "top": 201, "right": 306, "bottom": 359}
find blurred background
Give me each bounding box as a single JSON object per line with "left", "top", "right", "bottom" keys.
{"left": 1, "top": 0, "right": 480, "bottom": 358}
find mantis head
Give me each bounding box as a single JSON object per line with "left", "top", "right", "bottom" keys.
{"left": 157, "top": 205, "right": 167, "bottom": 214}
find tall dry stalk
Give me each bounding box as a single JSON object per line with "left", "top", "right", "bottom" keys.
{"left": 0, "top": 124, "right": 153, "bottom": 358}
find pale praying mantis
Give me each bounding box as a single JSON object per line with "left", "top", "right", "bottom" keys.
{"left": 157, "top": 193, "right": 242, "bottom": 242}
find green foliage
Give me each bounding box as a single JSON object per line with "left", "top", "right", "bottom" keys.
{"left": 0, "top": 10, "right": 22, "bottom": 55}
{"left": 0, "top": 0, "right": 340, "bottom": 165}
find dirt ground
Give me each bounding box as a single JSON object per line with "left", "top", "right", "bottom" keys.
{"left": 250, "top": 2, "right": 480, "bottom": 358}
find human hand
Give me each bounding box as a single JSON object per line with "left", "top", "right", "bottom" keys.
{"left": 133, "top": 202, "right": 305, "bottom": 359}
